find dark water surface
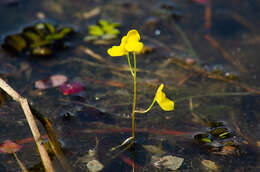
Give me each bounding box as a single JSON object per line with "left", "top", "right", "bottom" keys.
{"left": 0, "top": 0, "right": 259, "bottom": 171}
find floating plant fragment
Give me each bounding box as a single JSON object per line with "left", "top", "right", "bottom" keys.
{"left": 201, "top": 159, "right": 218, "bottom": 171}
{"left": 99, "top": 19, "right": 120, "bottom": 35}
{"left": 84, "top": 19, "right": 120, "bottom": 44}
{"left": 0, "top": 140, "right": 22, "bottom": 153}
{"left": 61, "top": 82, "right": 85, "bottom": 95}
{"left": 87, "top": 160, "right": 104, "bottom": 172}
{"left": 35, "top": 74, "right": 68, "bottom": 89}
{"left": 153, "top": 155, "right": 184, "bottom": 170}
{"left": 194, "top": 122, "right": 238, "bottom": 155}
{"left": 2, "top": 22, "right": 74, "bottom": 57}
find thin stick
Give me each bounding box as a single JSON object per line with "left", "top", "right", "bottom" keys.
{"left": 0, "top": 78, "right": 54, "bottom": 172}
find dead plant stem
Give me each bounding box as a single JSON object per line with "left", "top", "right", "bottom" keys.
{"left": 0, "top": 78, "right": 54, "bottom": 172}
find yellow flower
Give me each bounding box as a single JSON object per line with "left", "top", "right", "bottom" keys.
{"left": 155, "top": 84, "right": 174, "bottom": 111}
{"left": 124, "top": 30, "right": 143, "bottom": 53}
{"left": 107, "top": 36, "right": 127, "bottom": 56}
{"left": 107, "top": 29, "right": 143, "bottom": 56}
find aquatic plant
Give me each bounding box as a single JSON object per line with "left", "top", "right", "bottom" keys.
{"left": 107, "top": 29, "right": 174, "bottom": 144}
{"left": 2, "top": 22, "right": 74, "bottom": 56}
{"left": 85, "top": 19, "right": 120, "bottom": 42}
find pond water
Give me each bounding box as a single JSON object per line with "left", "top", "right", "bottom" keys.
{"left": 0, "top": 0, "right": 259, "bottom": 171}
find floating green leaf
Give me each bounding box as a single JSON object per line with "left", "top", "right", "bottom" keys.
{"left": 89, "top": 25, "right": 104, "bottom": 36}
{"left": 88, "top": 19, "right": 120, "bottom": 39}
{"left": 44, "top": 23, "right": 56, "bottom": 34}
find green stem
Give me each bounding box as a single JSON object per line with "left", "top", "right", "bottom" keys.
{"left": 131, "top": 52, "right": 137, "bottom": 144}
{"left": 135, "top": 98, "right": 156, "bottom": 114}
{"left": 126, "top": 53, "right": 134, "bottom": 76}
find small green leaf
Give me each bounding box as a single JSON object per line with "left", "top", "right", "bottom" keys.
{"left": 99, "top": 20, "right": 109, "bottom": 27}
{"left": 89, "top": 25, "right": 104, "bottom": 36}
{"left": 218, "top": 132, "right": 230, "bottom": 139}
{"left": 23, "top": 31, "right": 42, "bottom": 43}
{"left": 102, "top": 25, "right": 119, "bottom": 35}
{"left": 202, "top": 138, "right": 212, "bottom": 143}
{"left": 45, "top": 23, "right": 56, "bottom": 34}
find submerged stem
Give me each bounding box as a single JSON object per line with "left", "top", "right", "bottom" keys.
{"left": 131, "top": 52, "right": 137, "bottom": 144}
{"left": 126, "top": 53, "right": 134, "bottom": 76}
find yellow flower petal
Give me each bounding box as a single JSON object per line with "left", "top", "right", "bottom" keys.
{"left": 126, "top": 30, "right": 140, "bottom": 41}
{"left": 157, "top": 98, "right": 175, "bottom": 111}
{"left": 155, "top": 84, "right": 175, "bottom": 111}
{"left": 125, "top": 30, "right": 143, "bottom": 53}
{"left": 107, "top": 29, "right": 143, "bottom": 56}
{"left": 125, "top": 41, "right": 143, "bottom": 53}
{"left": 107, "top": 36, "right": 127, "bottom": 56}
{"left": 107, "top": 46, "right": 126, "bottom": 56}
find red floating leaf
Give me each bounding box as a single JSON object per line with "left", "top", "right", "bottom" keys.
{"left": 35, "top": 74, "right": 68, "bottom": 90}
{"left": 61, "top": 82, "right": 85, "bottom": 95}
{"left": 0, "top": 140, "right": 22, "bottom": 154}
